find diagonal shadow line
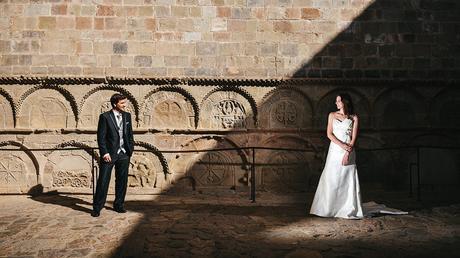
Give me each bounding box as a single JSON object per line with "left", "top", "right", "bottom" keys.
{"left": 101, "top": 1, "right": 459, "bottom": 257}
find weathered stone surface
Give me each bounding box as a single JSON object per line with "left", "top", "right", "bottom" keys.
{"left": 0, "top": 1, "right": 457, "bottom": 78}
{"left": 0, "top": 194, "right": 458, "bottom": 257}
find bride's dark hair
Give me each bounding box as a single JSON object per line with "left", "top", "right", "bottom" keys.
{"left": 338, "top": 93, "right": 354, "bottom": 116}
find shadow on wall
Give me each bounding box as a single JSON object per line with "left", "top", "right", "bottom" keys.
{"left": 291, "top": 0, "right": 460, "bottom": 80}
{"left": 22, "top": 1, "right": 460, "bottom": 257}
{"left": 106, "top": 1, "right": 460, "bottom": 257}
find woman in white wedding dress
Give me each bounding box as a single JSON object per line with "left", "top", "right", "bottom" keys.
{"left": 310, "top": 93, "right": 363, "bottom": 219}
{"left": 310, "top": 94, "right": 407, "bottom": 219}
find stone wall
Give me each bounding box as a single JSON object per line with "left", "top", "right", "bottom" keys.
{"left": 1, "top": 0, "right": 460, "bottom": 194}
{"left": 0, "top": 0, "right": 459, "bottom": 79}
{"left": 0, "top": 78, "right": 459, "bottom": 194}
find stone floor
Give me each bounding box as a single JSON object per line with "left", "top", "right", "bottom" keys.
{"left": 0, "top": 190, "right": 459, "bottom": 258}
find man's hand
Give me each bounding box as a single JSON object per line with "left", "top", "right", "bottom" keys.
{"left": 103, "top": 153, "right": 112, "bottom": 163}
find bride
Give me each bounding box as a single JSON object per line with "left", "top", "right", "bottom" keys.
{"left": 310, "top": 93, "right": 363, "bottom": 219}
{"left": 310, "top": 93, "right": 407, "bottom": 219}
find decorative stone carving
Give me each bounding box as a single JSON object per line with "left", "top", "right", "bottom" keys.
{"left": 260, "top": 136, "right": 320, "bottom": 192}
{"left": 43, "top": 150, "right": 92, "bottom": 191}
{"left": 201, "top": 91, "right": 254, "bottom": 129}
{"left": 79, "top": 90, "right": 135, "bottom": 128}
{"left": 315, "top": 89, "right": 370, "bottom": 129}
{"left": 142, "top": 91, "right": 195, "bottom": 129}
{"left": 260, "top": 88, "right": 312, "bottom": 128}
{"left": 374, "top": 89, "right": 425, "bottom": 129}
{"left": 128, "top": 152, "right": 162, "bottom": 188}
{"left": 17, "top": 89, "right": 76, "bottom": 129}
{"left": 0, "top": 152, "right": 37, "bottom": 193}
{"left": 0, "top": 95, "right": 14, "bottom": 128}
{"left": 171, "top": 137, "right": 247, "bottom": 187}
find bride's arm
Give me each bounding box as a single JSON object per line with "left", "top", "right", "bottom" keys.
{"left": 349, "top": 115, "right": 359, "bottom": 148}
{"left": 327, "top": 113, "right": 352, "bottom": 152}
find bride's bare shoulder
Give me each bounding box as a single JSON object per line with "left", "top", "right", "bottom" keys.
{"left": 329, "top": 111, "right": 338, "bottom": 117}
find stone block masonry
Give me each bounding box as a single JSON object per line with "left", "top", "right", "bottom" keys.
{"left": 0, "top": 0, "right": 459, "bottom": 79}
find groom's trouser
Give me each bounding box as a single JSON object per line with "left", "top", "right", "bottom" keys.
{"left": 93, "top": 152, "right": 130, "bottom": 212}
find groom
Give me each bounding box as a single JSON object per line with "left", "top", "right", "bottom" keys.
{"left": 92, "top": 93, "right": 135, "bottom": 217}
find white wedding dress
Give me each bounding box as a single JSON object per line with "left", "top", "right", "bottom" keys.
{"left": 309, "top": 118, "right": 407, "bottom": 219}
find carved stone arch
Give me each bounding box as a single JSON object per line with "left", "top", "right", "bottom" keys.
{"left": 315, "top": 88, "right": 371, "bottom": 129}
{"left": 200, "top": 86, "right": 257, "bottom": 129}
{"left": 134, "top": 141, "right": 169, "bottom": 176}
{"left": 260, "top": 86, "right": 314, "bottom": 129}
{"left": 16, "top": 84, "right": 79, "bottom": 129}
{"left": 259, "top": 135, "right": 321, "bottom": 192}
{"left": 44, "top": 141, "right": 99, "bottom": 165}
{"left": 0, "top": 87, "right": 16, "bottom": 128}
{"left": 121, "top": 141, "right": 170, "bottom": 191}
{"left": 179, "top": 135, "right": 249, "bottom": 165}
{"left": 373, "top": 87, "right": 426, "bottom": 129}
{"left": 43, "top": 141, "right": 97, "bottom": 192}
{"left": 141, "top": 85, "right": 199, "bottom": 129}
{"left": 0, "top": 141, "right": 40, "bottom": 193}
{"left": 170, "top": 135, "right": 249, "bottom": 188}
{"left": 429, "top": 87, "right": 460, "bottom": 128}
{"left": 79, "top": 85, "right": 139, "bottom": 128}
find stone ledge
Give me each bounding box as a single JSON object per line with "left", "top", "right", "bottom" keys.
{"left": 1, "top": 76, "right": 459, "bottom": 87}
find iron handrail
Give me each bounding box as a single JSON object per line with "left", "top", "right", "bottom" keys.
{"left": 1, "top": 145, "right": 459, "bottom": 202}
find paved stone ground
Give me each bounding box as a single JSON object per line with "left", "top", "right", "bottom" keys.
{"left": 0, "top": 190, "right": 459, "bottom": 258}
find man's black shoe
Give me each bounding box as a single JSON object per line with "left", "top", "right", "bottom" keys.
{"left": 91, "top": 210, "right": 100, "bottom": 217}
{"left": 114, "top": 207, "right": 127, "bottom": 213}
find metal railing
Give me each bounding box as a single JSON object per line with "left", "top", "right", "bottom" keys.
{"left": 1, "top": 145, "right": 459, "bottom": 202}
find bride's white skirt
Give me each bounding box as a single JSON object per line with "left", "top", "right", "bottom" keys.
{"left": 309, "top": 148, "right": 364, "bottom": 219}
{"left": 309, "top": 144, "right": 408, "bottom": 219}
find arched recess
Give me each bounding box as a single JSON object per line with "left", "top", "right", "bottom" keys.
{"left": 355, "top": 135, "right": 397, "bottom": 190}
{"left": 43, "top": 141, "right": 97, "bottom": 192}
{"left": 259, "top": 135, "right": 321, "bottom": 193}
{"left": 259, "top": 86, "right": 314, "bottom": 129}
{"left": 429, "top": 88, "right": 460, "bottom": 128}
{"left": 0, "top": 141, "right": 39, "bottom": 193}
{"left": 373, "top": 87, "right": 426, "bottom": 129}
{"left": 141, "top": 85, "right": 199, "bottom": 129}
{"left": 130, "top": 141, "right": 169, "bottom": 191}
{"left": 169, "top": 136, "right": 249, "bottom": 189}
{"left": 0, "top": 87, "right": 16, "bottom": 128}
{"left": 200, "top": 86, "right": 258, "bottom": 129}
{"left": 79, "top": 85, "right": 139, "bottom": 128}
{"left": 16, "top": 85, "right": 78, "bottom": 129}
{"left": 407, "top": 133, "right": 459, "bottom": 190}
{"left": 315, "top": 88, "right": 371, "bottom": 129}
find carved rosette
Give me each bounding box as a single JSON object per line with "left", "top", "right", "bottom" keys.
{"left": 79, "top": 90, "right": 135, "bottom": 128}
{"left": 0, "top": 153, "right": 36, "bottom": 193}
{"left": 201, "top": 91, "right": 254, "bottom": 129}
{"left": 260, "top": 89, "right": 312, "bottom": 128}
{"left": 17, "top": 89, "right": 76, "bottom": 129}
{"left": 141, "top": 91, "right": 195, "bottom": 129}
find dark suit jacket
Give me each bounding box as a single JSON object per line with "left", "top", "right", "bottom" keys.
{"left": 97, "top": 110, "right": 134, "bottom": 158}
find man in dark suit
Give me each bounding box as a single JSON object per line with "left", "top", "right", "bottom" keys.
{"left": 92, "top": 93, "right": 134, "bottom": 217}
